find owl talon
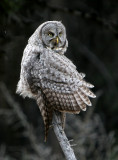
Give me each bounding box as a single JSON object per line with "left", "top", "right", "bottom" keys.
{"left": 49, "top": 124, "right": 53, "bottom": 128}
{"left": 52, "top": 122, "right": 63, "bottom": 127}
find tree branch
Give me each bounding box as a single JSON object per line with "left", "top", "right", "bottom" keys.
{"left": 53, "top": 111, "right": 77, "bottom": 160}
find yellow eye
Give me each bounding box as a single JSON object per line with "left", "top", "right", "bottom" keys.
{"left": 59, "top": 32, "right": 62, "bottom": 36}
{"left": 48, "top": 32, "right": 54, "bottom": 37}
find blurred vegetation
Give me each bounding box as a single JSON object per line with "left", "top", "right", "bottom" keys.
{"left": 0, "top": 0, "right": 25, "bottom": 13}
{"left": 0, "top": 0, "right": 118, "bottom": 159}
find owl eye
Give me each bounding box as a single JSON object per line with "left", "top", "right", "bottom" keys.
{"left": 59, "top": 32, "right": 62, "bottom": 37}
{"left": 48, "top": 32, "right": 54, "bottom": 37}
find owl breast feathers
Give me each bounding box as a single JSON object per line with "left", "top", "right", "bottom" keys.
{"left": 16, "top": 21, "right": 96, "bottom": 141}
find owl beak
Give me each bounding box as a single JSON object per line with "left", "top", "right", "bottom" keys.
{"left": 56, "top": 37, "right": 59, "bottom": 44}
{"left": 53, "top": 37, "right": 59, "bottom": 45}
{"left": 51, "top": 37, "right": 59, "bottom": 49}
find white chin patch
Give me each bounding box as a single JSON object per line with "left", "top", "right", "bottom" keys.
{"left": 47, "top": 47, "right": 62, "bottom": 52}
{"left": 53, "top": 48, "right": 62, "bottom": 52}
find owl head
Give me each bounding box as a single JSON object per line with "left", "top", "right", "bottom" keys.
{"left": 29, "top": 21, "right": 68, "bottom": 53}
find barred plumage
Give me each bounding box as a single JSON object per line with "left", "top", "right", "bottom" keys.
{"left": 16, "top": 21, "right": 96, "bottom": 141}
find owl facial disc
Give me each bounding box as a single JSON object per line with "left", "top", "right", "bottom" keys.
{"left": 41, "top": 22, "right": 66, "bottom": 52}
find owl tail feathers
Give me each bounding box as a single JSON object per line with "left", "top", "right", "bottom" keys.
{"left": 37, "top": 96, "right": 53, "bottom": 142}
{"left": 43, "top": 106, "right": 53, "bottom": 142}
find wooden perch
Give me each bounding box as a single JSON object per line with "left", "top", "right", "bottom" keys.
{"left": 53, "top": 111, "right": 77, "bottom": 160}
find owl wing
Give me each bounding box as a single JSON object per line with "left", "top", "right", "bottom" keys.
{"left": 26, "top": 52, "right": 96, "bottom": 114}
{"left": 40, "top": 75, "right": 96, "bottom": 114}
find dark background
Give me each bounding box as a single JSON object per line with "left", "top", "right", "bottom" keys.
{"left": 0, "top": 0, "right": 118, "bottom": 159}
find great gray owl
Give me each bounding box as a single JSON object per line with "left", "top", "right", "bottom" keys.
{"left": 16, "top": 21, "right": 96, "bottom": 141}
